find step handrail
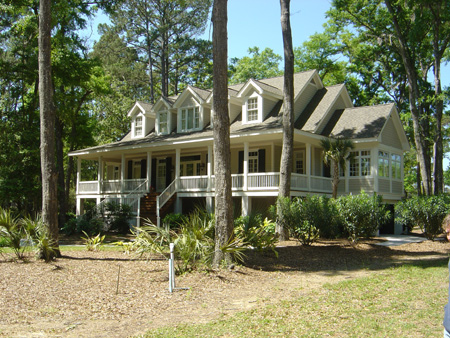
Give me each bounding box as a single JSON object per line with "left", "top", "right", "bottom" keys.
{"left": 156, "top": 178, "right": 178, "bottom": 226}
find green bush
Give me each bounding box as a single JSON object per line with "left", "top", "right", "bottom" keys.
{"left": 299, "top": 195, "right": 342, "bottom": 239}
{"left": 234, "top": 215, "right": 278, "bottom": 255}
{"left": 335, "top": 192, "right": 390, "bottom": 242}
{"left": 0, "top": 207, "right": 29, "bottom": 259}
{"left": 395, "top": 194, "right": 450, "bottom": 240}
{"left": 294, "top": 220, "right": 320, "bottom": 246}
{"left": 162, "top": 213, "right": 188, "bottom": 230}
{"left": 104, "top": 202, "right": 133, "bottom": 234}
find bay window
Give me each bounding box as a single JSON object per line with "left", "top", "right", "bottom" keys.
{"left": 378, "top": 151, "right": 390, "bottom": 177}
{"left": 350, "top": 150, "right": 371, "bottom": 177}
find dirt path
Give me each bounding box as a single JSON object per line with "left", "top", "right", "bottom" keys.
{"left": 0, "top": 239, "right": 448, "bottom": 338}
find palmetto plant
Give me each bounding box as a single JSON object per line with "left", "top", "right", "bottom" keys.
{"left": 0, "top": 207, "right": 29, "bottom": 259}
{"left": 320, "top": 137, "right": 354, "bottom": 199}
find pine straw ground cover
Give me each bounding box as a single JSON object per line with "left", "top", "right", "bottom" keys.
{"left": 0, "top": 237, "right": 449, "bottom": 338}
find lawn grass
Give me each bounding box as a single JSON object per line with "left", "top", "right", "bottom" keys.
{"left": 141, "top": 259, "right": 448, "bottom": 338}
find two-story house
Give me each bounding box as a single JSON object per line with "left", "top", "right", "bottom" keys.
{"left": 69, "top": 70, "right": 410, "bottom": 228}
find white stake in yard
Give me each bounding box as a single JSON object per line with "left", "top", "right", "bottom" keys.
{"left": 168, "top": 242, "right": 189, "bottom": 293}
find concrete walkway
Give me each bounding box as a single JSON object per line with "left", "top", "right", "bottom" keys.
{"left": 375, "top": 234, "right": 429, "bottom": 247}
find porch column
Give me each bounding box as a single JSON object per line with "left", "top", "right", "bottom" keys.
{"left": 147, "top": 151, "right": 152, "bottom": 191}
{"left": 243, "top": 142, "right": 249, "bottom": 191}
{"left": 76, "top": 157, "right": 81, "bottom": 195}
{"left": 98, "top": 156, "right": 103, "bottom": 194}
{"left": 207, "top": 145, "right": 212, "bottom": 192}
{"left": 121, "top": 154, "right": 125, "bottom": 194}
{"left": 306, "top": 143, "right": 311, "bottom": 191}
{"left": 373, "top": 149, "right": 379, "bottom": 193}
{"left": 76, "top": 198, "right": 84, "bottom": 216}
{"left": 242, "top": 196, "right": 251, "bottom": 216}
{"left": 175, "top": 148, "right": 181, "bottom": 190}
{"left": 271, "top": 143, "right": 275, "bottom": 172}
{"left": 206, "top": 196, "right": 213, "bottom": 213}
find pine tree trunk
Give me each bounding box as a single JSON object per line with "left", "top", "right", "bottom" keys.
{"left": 39, "top": 0, "right": 60, "bottom": 258}
{"left": 212, "top": 0, "right": 233, "bottom": 268}
{"left": 276, "top": 0, "right": 294, "bottom": 241}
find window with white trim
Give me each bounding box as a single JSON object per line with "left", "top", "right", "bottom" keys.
{"left": 247, "top": 98, "right": 258, "bottom": 122}
{"left": 159, "top": 112, "right": 168, "bottom": 134}
{"left": 181, "top": 107, "right": 200, "bottom": 132}
{"left": 378, "top": 151, "right": 390, "bottom": 178}
{"left": 391, "top": 153, "right": 401, "bottom": 179}
{"left": 293, "top": 151, "right": 305, "bottom": 174}
{"left": 248, "top": 151, "right": 258, "bottom": 173}
{"left": 113, "top": 166, "right": 120, "bottom": 180}
{"left": 135, "top": 116, "right": 143, "bottom": 137}
{"left": 350, "top": 150, "right": 371, "bottom": 177}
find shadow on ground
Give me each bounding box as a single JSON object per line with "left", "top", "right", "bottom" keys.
{"left": 244, "top": 240, "right": 449, "bottom": 274}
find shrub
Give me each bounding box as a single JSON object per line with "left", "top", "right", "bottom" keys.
{"left": 104, "top": 202, "right": 133, "bottom": 234}
{"left": 335, "top": 192, "right": 390, "bottom": 242}
{"left": 22, "top": 215, "right": 58, "bottom": 262}
{"left": 0, "top": 207, "right": 29, "bottom": 259}
{"left": 82, "top": 231, "right": 106, "bottom": 251}
{"left": 162, "top": 213, "right": 188, "bottom": 230}
{"left": 299, "top": 195, "right": 342, "bottom": 239}
{"left": 294, "top": 220, "right": 320, "bottom": 246}
{"left": 234, "top": 216, "right": 278, "bottom": 255}
{"left": 396, "top": 195, "right": 450, "bottom": 240}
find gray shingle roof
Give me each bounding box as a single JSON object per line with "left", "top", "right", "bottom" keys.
{"left": 326, "top": 104, "right": 394, "bottom": 139}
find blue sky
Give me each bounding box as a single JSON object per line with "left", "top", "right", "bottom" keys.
{"left": 86, "top": 0, "right": 449, "bottom": 85}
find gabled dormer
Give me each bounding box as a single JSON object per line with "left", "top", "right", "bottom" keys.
{"left": 127, "top": 101, "right": 155, "bottom": 139}
{"left": 237, "top": 79, "right": 283, "bottom": 124}
{"left": 173, "top": 86, "right": 211, "bottom": 133}
{"left": 153, "top": 96, "right": 176, "bottom": 135}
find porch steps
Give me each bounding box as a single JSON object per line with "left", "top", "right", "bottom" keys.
{"left": 139, "top": 192, "right": 176, "bottom": 225}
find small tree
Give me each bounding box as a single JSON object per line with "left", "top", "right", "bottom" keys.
{"left": 321, "top": 137, "right": 354, "bottom": 199}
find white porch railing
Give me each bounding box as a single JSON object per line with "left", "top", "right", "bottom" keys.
{"left": 156, "top": 179, "right": 178, "bottom": 226}
{"left": 291, "top": 173, "right": 308, "bottom": 190}
{"left": 248, "top": 172, "right": 280, "bottom": 190}
{"left": 78, "top": 179, "right": 147, "bottom": 194}
{"left": 78, "top": 181, "right": 98, "bottom": 193}
{"left": 231, "top": 174, "right": 243, "bottom": 190}
{"left": 310, "top": 176, "right": 332, "bottom": 192}
{"left": 179, "top": 176, "right": 209, "bottom": 191}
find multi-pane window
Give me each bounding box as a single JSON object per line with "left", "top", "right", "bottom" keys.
{"left": 360, "top": 151, "right": 371, "bottom": 176}
{"left": 113, "top": 166, "right": 120, "bottom": 180}
{"left": 181, "top": 107, "right": 200, "bottom": 131}
{"left": 350, "top": 150, "right": 371, "bottom": 176}
{"left": 378, "top": 151, "right": 390, "bottom": 177}
{"left": 349, "top": 151, "right": 359, "bottom": 177}
{"left": 135, "top": 116, "right": 143, "bottom": 136}
{"left": 159, "top": 112, "right": 168, "bottom": 134}
{"left": 248, "top": 151, "right": 258, "bottom": 173}
{"left": 294, "top": 151, "right": 304, "bottom": 174}
{"left": 391, "top": 154, "right": 402, "bottom": 179}
{"left": 247, "top": 98, "right": 258, "bottom": 121}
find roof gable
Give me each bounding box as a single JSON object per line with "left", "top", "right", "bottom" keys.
{"left": 127, "top": 101, "right": 154, "bottom": 118}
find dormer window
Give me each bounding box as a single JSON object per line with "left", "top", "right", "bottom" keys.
{"left": 243, "top": 94, "right": 262, "bottom": 124}
{"left": 247, "top": 98, "right": 258, "bottom": 121}
{"left": 181, "top": 107, "right": 200, "bottom": 132}
{"left": 135, "top": 116, "right": 143, "bottom": 137}
{"left": 158, "top": 112, "right": 168, "bottom": 134}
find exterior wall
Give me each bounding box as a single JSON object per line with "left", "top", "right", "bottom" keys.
{"left": 381, "top": 117, "right": 402, "bottom": 149}
{"left": 349, "top": 177, "right": 374, "bottom": 193}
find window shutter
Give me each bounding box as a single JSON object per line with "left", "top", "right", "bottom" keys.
{"left": 151, "top": 159, "right": 157, "bottom": 189}
{"left": 165, "top": 157, "right": 172, "bottom": 186}
{"left": 127, "top": 160, "right": 133, "bottom": 179}
{"left": 140, "top": 159, "right": 147, "bottom": 179}
{"left": 258, "top": 149, "right": 265, "bottom": 172}
{"left": 238, "top": 151, "right": 244, "bottom": 174}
